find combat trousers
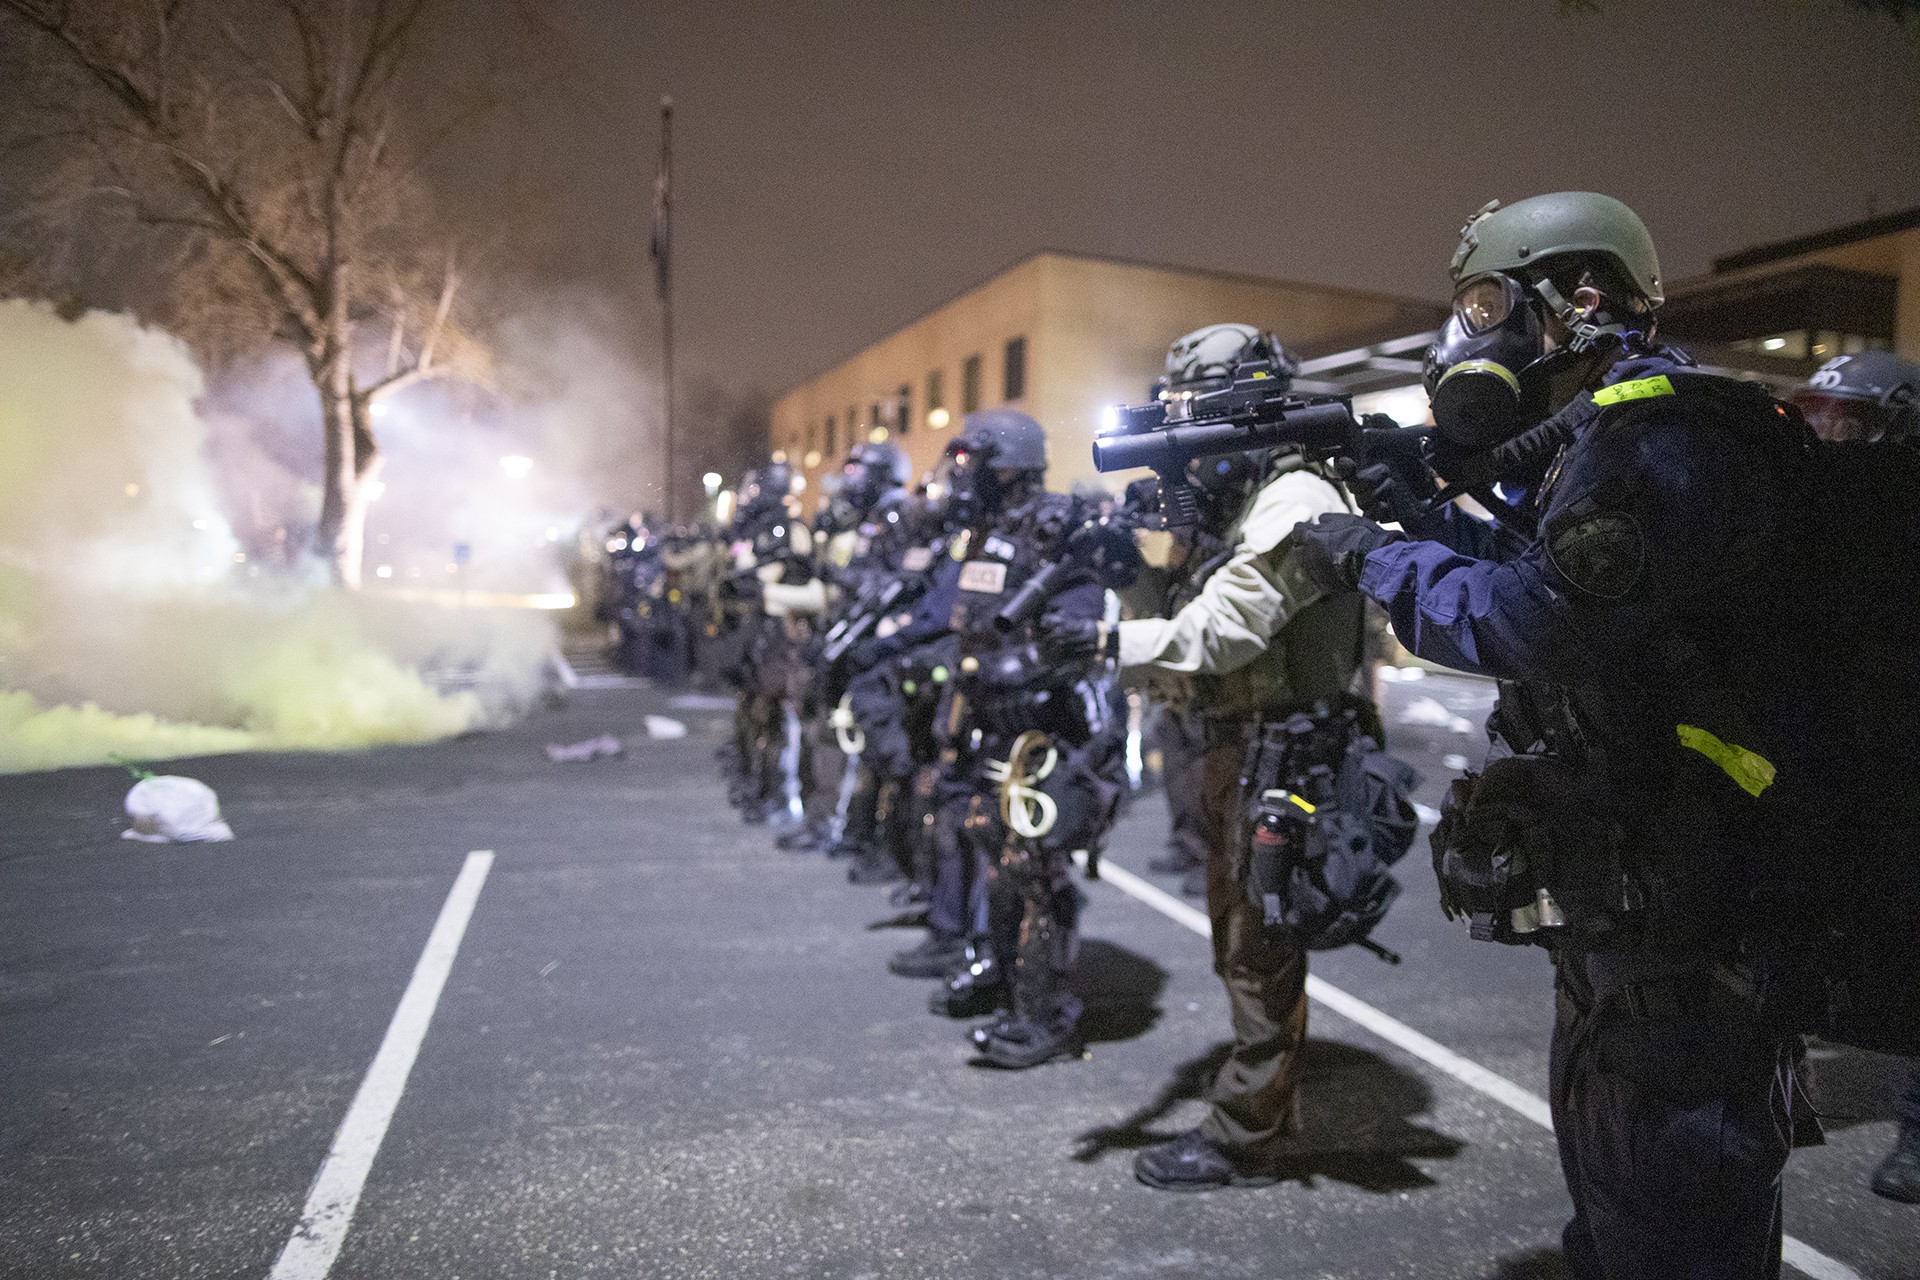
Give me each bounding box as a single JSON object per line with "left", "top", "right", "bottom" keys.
{"left": 1900, "top": 1063, "right": 1920, "bottom": 1133}
{"left": 986, "top": 836, "right": 1082, "bottom": 1028}
{"left": 927, "top": 790, "right": 989, "bottom": 940}
{"left": 1550, "top": 950, "right": 1803, "bottom": 1280}
{"left": 1197, "top": 736, "right": 1309, "bottom": 1151}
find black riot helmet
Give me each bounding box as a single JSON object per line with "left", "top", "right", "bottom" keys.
{"left": 1788, "top": 352, "right": 1920, "bottom": 444}
{"left": 943, "top": 409, "right": 1048, "bottom": 522}
{"left": 956, "top": 408, "right": 1048, "bottom": 472}
{"left": 838, "top": 439, "right": 910, "bottom": 513}
{"left": 1425, "top": 193, "right": 1662, "bottom": 453}
{"left": 738, "top": 460, "right": 795, "bottom": 521}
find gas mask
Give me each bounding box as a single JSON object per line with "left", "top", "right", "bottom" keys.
{"left": 941, "top": 442, "right": 1006, "bottom": 525}
{"left": 1424, "top": 273, "right": 1621, "bottom": 454}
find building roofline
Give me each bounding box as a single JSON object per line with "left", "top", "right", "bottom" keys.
{"left": 774, "top": 247, "right": 1439, "bottom": 402}
{"left": 1710, "top": 206, "right": 1920, "bottom": 275}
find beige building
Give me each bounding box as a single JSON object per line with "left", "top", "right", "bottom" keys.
{"left": 1659, "top": 205, "right": 1920, "bottom": 380}
{"left": 771, "top": 250, "right": 1445, "bottom": 495}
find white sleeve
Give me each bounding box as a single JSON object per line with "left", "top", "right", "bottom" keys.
{"left": 763, "top": 577, "right": 829, "bottom": 618}
{"left": 1116, "top": 470, "right": 1345, "bottom": 676}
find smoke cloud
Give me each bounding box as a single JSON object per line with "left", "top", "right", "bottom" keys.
{"left": 0, "top": 300, "right": 553, "bottom": 774}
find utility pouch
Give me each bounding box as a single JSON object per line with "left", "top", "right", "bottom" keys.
{"left": 1239, "top": 704, "right": 1418, "bottom": 957}
{"left": 1430, "top": 754, "right": 1628, "bottom": 946}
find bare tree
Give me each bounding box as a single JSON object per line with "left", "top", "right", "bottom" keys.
{"left": 0, "top": 0, "right": 504, "bottom": 586}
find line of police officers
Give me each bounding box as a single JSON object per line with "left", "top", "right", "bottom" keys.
{"left": 625, "top": 191, "right": 1920, "bottom": 1280}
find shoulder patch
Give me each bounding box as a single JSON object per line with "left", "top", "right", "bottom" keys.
{"left": 1592, "top": 375, "right": 1675, "bottom": 408}
{"left": 1546, "top": 510, "right": 1644, "bottom": 599}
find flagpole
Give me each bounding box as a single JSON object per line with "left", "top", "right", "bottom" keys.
{"left": 656, "top": 96, "right": 675, "bottom": 523}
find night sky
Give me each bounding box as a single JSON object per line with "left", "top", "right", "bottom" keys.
{"left": 471, "top": 0, "right": 1918, "bottom": 400}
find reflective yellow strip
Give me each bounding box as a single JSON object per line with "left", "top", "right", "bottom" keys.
{"left": 1261, "top": 788, "right": 1317, "bottom": 814}
{"left": 1593, "top": 374, "right": 1675, "bottom": 407}
{"left": 1676, "top": 724, "right": 1776, "bottom": 798}
{"left": 1436, "top": 359, "right": 1521, "bottom": 396}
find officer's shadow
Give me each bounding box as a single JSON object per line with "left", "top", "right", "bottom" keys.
{"left": 1071, "top": 1037, "right": 1465, "bottom": 1194}
{"left": 1073, "top": 938, "right": 1170, "bottom": 1045}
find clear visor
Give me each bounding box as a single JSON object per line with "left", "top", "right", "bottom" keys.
{"left": 1452, "top": 274, "right": 1522, "bottom": 335}
{"left": 1788, "top": 389, "right": 1897, "bottom": 444}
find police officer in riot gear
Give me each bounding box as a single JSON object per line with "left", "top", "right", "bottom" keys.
{"left": 1788, "top": 349, "right": 1920, "bottom": 445}
{"left": 1116, "top": 324, "right": 1379, "bottom": 1190}
{"left": 882, "top": 408, "right": 1133, "bottom": 1068}
{"left": 1292, "top": 192, "right": 1826, "bottom": 1277}
{"left": 723, "top": 460, "right": 828, "bottom": 829}
{"left": 1788, "top": 351, "right": 1920, "bottom": 1204}
{"left": 781, "top": 440, "right": 915, "bottom": 857}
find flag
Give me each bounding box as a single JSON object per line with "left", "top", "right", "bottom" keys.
{"left": 649, "top": 97, "right": 672, "bottom": 303}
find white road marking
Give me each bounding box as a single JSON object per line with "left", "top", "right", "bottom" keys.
{"left": 267, "top": 851, "right": 495, "bottom": 1280}
{"left": 1082, "top": 853, "right": 1864, "bottom": 1280}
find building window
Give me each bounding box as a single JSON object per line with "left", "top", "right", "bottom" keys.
{"left": 825, "top": 414, "right": 837, "bottom": 458}
{"left": 897, "top": 383, "right": 912, "bottom": 437}
{"left": 1003, "top": 336, "right": 1027, "bottom": 402}
{"left": 961, "top": 354, "right": 982, "bottom": 413}
{"left": 926, "top": 368, "right": 948, "bottom": 428}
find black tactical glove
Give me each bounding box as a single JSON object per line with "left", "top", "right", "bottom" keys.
{"left": 1291, "top": 513, "right": 1405, "bottom": 595}
{"left": 1036, "top": 611, "right": 1102, "bottom": 663}
{"left": 1348, "top": 462, "right": 1410, "bottom": 525}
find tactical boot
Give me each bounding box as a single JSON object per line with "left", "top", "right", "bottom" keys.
{"left": 1870, "top": 1128, "right": 1920, "bottom": 1204}
{"left": 972, "top": 1010, "right": 1081, "bottom": 1069}
{"left": 930, "top": 948, "right": 1003, "bottom": 1018}
{"left": 775, "top": 825, "right": 823, "bottom": 852}
{"left": 887, "top": 931, "right": 967, "bottom": 979}
{"left": 847, "top": 847, "right": 904, "bottom": 885}
{"left": 1132, "top": 1128, "right": 1280, "bottom": 1192}
{"left": 887, "top": 880, "right": 930, "bottom": 909}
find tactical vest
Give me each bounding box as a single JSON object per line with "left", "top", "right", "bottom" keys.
{"left": 1188, "top": 459, "right": 1366, "bottom": 721}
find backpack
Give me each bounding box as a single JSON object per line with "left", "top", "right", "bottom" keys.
{"left": 1759, "top": 432, "right": 1920, "bottom": 1054}
{"left": 1556, "top": 369, "right": 1920, "bottom": 1052}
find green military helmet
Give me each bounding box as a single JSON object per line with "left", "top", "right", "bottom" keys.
{"left": 1164, "top": 323, "right": 1293, "bottom": 389}
{"left": 1449, "top": 192, "right": 1664, "bottom": 307}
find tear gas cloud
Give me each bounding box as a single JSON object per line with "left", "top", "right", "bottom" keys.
{"left": 0, "top": 299, "right": 660, "bottom": 774}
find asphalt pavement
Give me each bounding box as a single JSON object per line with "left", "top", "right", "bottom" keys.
{"left": 1, "top": 671, "right": 1914, "bottom": 1279}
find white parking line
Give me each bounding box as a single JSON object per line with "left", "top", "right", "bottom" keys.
{"left": 267, "top": 851, "right": 495, "bottom": 1280}
{"left": 1082, "top": 854, "right": 1863, "bottom": 1280}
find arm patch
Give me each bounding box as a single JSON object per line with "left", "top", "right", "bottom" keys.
{"left": 1545, "top": 510, "right": 1644, "bottom": 599}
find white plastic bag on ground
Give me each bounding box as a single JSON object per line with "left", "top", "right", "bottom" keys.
{"left": 546, "top": 734, "right": 623, "bottom": 762}
{"left": 122, "top": 775, "right": 235, "bottom": 843}
{"left": 643, "top": 715, "right": 688, "bottom": 740}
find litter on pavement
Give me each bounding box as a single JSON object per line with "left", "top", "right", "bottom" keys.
{"left": 644, "top": 715, "right": 689, "bottom": 740}
{"left": 545, "top": 734, "right": 624, "bottom": 763}
{"left": 122, "top": 775, "right": 235, "bottom": 843}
